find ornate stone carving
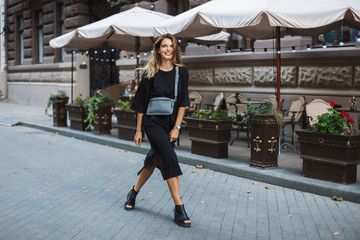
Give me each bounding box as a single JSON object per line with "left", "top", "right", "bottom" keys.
{"left": 119, "top": 70, "right": 136, "bottom": 84}
{"left": 254, "top": 66, "right": 297, "bottom": 87}
{"left": 254, "top": 67, "right": 276, "bottom": 87}
{"left": 355, "top": 66, "right": 360, "bottom": 88}
{"left": 214, "top": 67, "right": 252, "bottom": 85}
{"left": 189, "top": 69, "right": 213, "bottom": 85}
{"left": 282, "top": 67, "right": 297, "bottom": 87}
{"left": 299, "top": 66, "right": 352, "bottom": 88}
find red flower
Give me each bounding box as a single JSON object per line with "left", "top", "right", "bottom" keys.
{"left": 329, "top": 101, "right": 335, "bottom": 107}
{"left": 347, "top": 116, "right": 354, "bottom": 124}
{"left": 341, "top": 111, "right": 347, "bottom": 117}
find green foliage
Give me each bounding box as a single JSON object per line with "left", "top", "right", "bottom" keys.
{"left": 232, "top": 102, "right": 283, "bottom": 129}
{"left": 192, "top": 109, "right": 228, "bottom": 121}
{"left": 45, "top": 90, "right": 68, "bottom": 117}
{"left": 311, "top": 107, "right": 355, "bottom": 135}
{"left": 73, "top": 94, "right": 85, "bottom": 105}
{"left": 234, "top": 103, "right": 257, "bottom": 125}
{"left": 84, "top": 93, "right": 113, "bottom": 130}
{"left": 257, "top": 101, "right": 275, "bottom": 114}
{"left": 118, "top": 100, "right": 131, "bottom": 111}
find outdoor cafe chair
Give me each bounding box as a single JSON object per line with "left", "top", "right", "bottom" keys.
{"left": 279, "top": 96, "right": 306, "bottom": 153}
{"left": 226, "top": 93, "right": 252, "bottom": 147}
{"left": 262, "top": 94, "right": 284, "bottom": 111}
{"left": 186, "top": 91, "right": 203, "bottom": 117}
{"left": 225, "top": 93, "right": 249, "bottom": 118}
{"left": 282, "top": 96, "right": 306, "bottom": 129}
{"left": 305, "top": 98, "right": 331, "bottom": 126}
{"left": 204, "top": 92, "right": 225, "bottom": 112}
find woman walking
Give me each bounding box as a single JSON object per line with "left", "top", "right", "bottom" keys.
{"left": 124, "top": 34, "right": 191, "bottom": 228}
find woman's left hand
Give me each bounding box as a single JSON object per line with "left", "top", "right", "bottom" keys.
{"left": 169, "top": 128, "right": 179, "bottom": 142}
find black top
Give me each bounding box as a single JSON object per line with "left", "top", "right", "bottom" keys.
{"left": 131, "top": 66, "right": 190, "bottom": 117}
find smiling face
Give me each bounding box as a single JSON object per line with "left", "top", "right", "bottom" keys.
{"left": 158, "top": 38, "right": 174, "bottom": 62}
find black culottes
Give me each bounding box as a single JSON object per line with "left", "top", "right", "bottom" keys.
{"left": 137, "top": 115, "right": 182, "bottom": 180}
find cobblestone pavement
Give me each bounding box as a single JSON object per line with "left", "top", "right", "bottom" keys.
{"left": 1, "top": 125, "right": 360, "bottom": 240}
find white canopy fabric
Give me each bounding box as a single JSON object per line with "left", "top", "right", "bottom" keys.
{"left": 154, "top": 0, "right": 360, "bottom": 111}
{"left": 190, "top": 31, "right": 230, "bottom": 45}
{"left": 49, "top": 6, "right": 230, "bottom": 51}
{"left": 50, "top": 7, "right": 171, "bottom": 51}
{"left": 154, "top": 0, "right": 360, "bottom": 39}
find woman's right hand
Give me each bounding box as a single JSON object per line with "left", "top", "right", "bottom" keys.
{"left": 134, "top": 131, "right": 143, "bottom": 147}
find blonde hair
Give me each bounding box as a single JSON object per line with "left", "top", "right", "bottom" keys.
{"left": 142, "top": 34, "right": 183, "bottom": 79}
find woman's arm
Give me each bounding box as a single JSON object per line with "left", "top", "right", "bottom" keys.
{"left": 169, "top": 107, "right": 186, "bottom": 142}
{"left": 134, "top": 113, "right": 144, "bottom": 147}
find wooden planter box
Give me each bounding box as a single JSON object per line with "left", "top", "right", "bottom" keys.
{"left": 52, "top": 97, "right": 69, "bottom": 127}
{"left": 113, "top": 109, "right": 137, "bottom": 141}
{"left": 66, "top": 104, "right": 87, "bottom": 131}
{"left": 184, "top": 117, "right": 233, "bottom": 158}
{"left": 296, "top": 130, "right": 360, "bottom": 184}
{"left": 93, "top": 103, "right": 112, "bottom": 135}
{"left": 250, "top": 114, "right": 280, "bottom": 168}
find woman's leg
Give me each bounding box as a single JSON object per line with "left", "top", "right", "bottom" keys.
{"left": 134, "top": 155, "right": 158, "bottom": 191}
{"left": 125, "top": 156, "right": 158, "bottom": 209}
{"left": 167, "top": 176, "right": 191, "bottom": 224}
{"left": 166, "top": 176, "right": 181, "bottom": 205}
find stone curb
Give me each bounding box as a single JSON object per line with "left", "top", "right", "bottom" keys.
{"left": 20, "top": 121, "right": 360, "bottom": 204}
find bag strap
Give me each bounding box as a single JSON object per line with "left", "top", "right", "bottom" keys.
{"left": 174, "top": 66, "right": 179, "bottom": 101}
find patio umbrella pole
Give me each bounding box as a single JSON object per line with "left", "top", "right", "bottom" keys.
{"left": 71, "top": 50, "right": 74, "bottom": 103}
{"left": 276, "top": 27, "right": 281, "bottom": 112}
{"left": 136, "top": 36, "right": 140, "bottom": 86}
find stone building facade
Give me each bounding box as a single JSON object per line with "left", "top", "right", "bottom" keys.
{"left": 5, "top": 0, "right": 91, "bottom": 106}
{"left": 0, "top": 0, "right": 6, "bottom": 99}
{"left": 3, "top": 0, "right": 360, "bottom": 116}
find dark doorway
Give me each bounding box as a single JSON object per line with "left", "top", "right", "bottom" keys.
{"left": 89, "top": 44, "right": 120, "bottom": 96}
{"left": 88, "top": 0, "right": 120, "bottom": 95}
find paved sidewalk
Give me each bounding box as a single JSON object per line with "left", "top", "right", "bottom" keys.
{"left": 0, "top": 102, "right": 360, "bottom": 204}
{"left": 1, "top": 124, "right": 360, "bottom": 240}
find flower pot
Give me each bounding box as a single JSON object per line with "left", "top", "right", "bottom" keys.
{"left": 296, "top": 130, "right": 360, "bottom": 184}
{"left": 93, "top": 103, "right": 112, "bottom": 135}
{"left": 250, "top": 114, "right": 280, "bottom": 168}
{"left": 184, "top": 117, "right": 233, "bottom": 158}
{"left": 113, "top": 109, "right": 138, "bottom": 141}
{"left": 66, "top": 104, "right": 87, "bottom": 131}
{"left": 52, "top": 97, "right": 69, "bottom": 127}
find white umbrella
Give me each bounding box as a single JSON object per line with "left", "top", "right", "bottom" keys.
{"left": 50, "top": 6, "right": 230, "bottom": 50}
{"left": 50, "top": 6, "right": 172, "bottom": 51}
{"left": 154, "top": 0, "right": 360, "bottom": 110}
{"left": 190, "top": 31, "right": 230, "bottom": 45}
{"left": 50, "top": 6, "right": 230, "bottom": 99}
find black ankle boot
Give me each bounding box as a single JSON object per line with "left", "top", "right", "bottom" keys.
{"left": 124, "top": 186, "right": 138, "bottom": 211}
{"left": 174, "top": 204, "right": 191, "bottom": 227}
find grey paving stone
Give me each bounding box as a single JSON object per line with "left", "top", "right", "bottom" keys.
{"left": 1, "top": 125, "right": 360, "bottom": 240}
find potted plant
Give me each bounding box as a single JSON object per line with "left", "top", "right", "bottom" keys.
{"left": 113, "top": 100, "right": 139, "bottom": 141}
{"left": 184, "top": 109, "right": 233, "bottom": 158}
{"left": 84, "top": 93, "right": 113, "bottom": 135}
{"left": 296, "top": 101, "right": 359, "bottom": 184}
{"left": 66, "top": 94, "right": 88, "bottom": 131}
{"left": 245, "top": 102, "right": 283, "bottom": 168}
{"left": 45, "top": 90, "right": 69, "bottom": 127}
